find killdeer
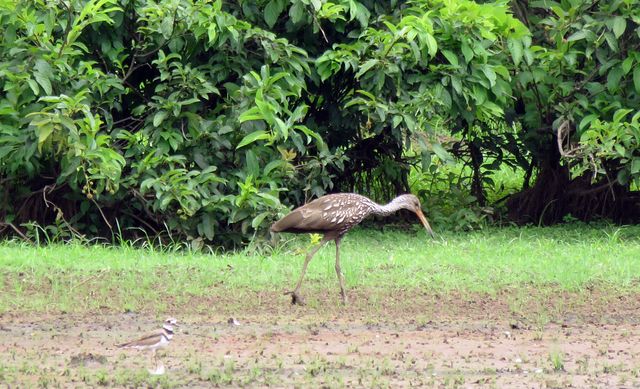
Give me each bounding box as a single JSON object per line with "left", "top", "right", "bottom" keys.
{"left": 116, "top": 317, "right": 178, "bottom": 374}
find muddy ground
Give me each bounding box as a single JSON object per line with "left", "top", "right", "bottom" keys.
{"left": 2, "top": 289, "right": 640, "bottom": 388}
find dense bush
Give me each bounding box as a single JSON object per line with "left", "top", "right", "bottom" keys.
{"left": 507, "top": 0, "right": 640, "bottom": 223}
{"left": 0, "top": 0, "right": 530, "bottom": 245}
{"left": 0, "top": 0, "right": 638, "bottom": 246}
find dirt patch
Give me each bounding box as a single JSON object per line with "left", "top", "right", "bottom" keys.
{"left": 68, "top": 353, "right": 108, "bottom": 368}
{"left": 2, "top": 289, "right": 640, "bottom": 387}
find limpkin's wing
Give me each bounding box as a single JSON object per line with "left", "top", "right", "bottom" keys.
{"left": 271, "top": 194, "right": 373, "bottom": 233}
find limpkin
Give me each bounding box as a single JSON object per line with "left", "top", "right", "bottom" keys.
{"left": 271, "top": 193, "right": 435, "bottom": 305}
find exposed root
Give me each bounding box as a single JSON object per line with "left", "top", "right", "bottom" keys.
{"left": 507, "top": 165, "right": 640, "bottom": 224}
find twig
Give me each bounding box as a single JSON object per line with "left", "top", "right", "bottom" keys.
{"left": 91, "top": 197, "right": 113, "bottom": 231}
{"left": 0, "top": 222, "right": 33, "bottom": 243}
{"left": 122, "top": 210, "right": 160, "bottom": 235}
{"left": 312, "top": 12, "right": 329, "bottom": 44}
{"left": 42, "top": 184, "right": 86, "bottom": 239}
{"left": 131, "top": 189, "right": 161, "bottom": 222}
{"left": 57, "top": 0, "right": 74, "bottom": 58}
{"left": 42, "top": 183, "right": 57, "bottom": 208}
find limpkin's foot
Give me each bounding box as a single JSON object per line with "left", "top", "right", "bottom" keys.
{"left": 284, "top": 291, "right": 306, "bottom": 306}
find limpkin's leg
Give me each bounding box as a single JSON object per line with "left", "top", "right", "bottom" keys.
{"left": 288, "top": 235, "right": 331, "bottom": 305}
{"left": 334, "top": 237, "right": 347, "bottom": 305}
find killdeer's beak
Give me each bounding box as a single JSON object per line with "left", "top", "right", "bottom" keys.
{"left": 415, "top": 209, "right": 435, "bottom": 238}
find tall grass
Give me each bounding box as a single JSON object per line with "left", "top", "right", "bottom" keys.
{"left": 1, "top": 224, "right": 639, "bottom": 313}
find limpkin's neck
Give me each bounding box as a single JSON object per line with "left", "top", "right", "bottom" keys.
{"left": 373, "top": 196, "right": 407, "bottom": 216}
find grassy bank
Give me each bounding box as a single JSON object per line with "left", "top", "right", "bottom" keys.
{"left": 1, "top": 224, "right": 639, "bottom": 314}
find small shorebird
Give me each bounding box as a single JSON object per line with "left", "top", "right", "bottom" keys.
{"left": 116, "top": 317, "right": 178, "bottom": 374}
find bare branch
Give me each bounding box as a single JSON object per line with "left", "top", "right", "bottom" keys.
{"left": 0, "top": 222, "right": 33, "bottom": 243}
{"left": 90, "top": 197, "right": 113, "bottom": 231}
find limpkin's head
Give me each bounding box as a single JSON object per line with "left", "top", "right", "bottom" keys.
{"left": 396, "top": 194, "right": 435, "bottom": 238}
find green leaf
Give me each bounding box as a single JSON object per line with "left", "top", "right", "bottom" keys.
{"left": 461, "top": 40, "right": 473, "bottom": 63}
{"left": 289, "top": 2, "right": 305, "bottom": 24}
{"left": 631, "top": 158, "right": 640, "bottom": 175}
{"left": 578, "top": 114, "right": 598, "bottom": 131}
{"left": 27, "top": 79, "right": 39, "bottom": 95}
{"left": 352, "top": 2, "right": 370, "bottom": 27}
{"left": 239, "top": 107, "right": 264, "bottom": 123}
{"left": 251, "top": 211, "right": 270, "bottom": 229}
{"left": 274, "top": 117, "right": 288, "bottom": 139}
{"left": 612, "top": 16, "right": 626, "bottom": 38}
{"left": 356, "top": 59, "right": 379, "bottom": 78}
{"left": 617, "top": 168, "right": 629, "bottom": 185}
{"left": 392, "top": 115, "right": 402, "bottom": 128}
{"left": 36, "top": 123, "right": 55, "bottom": 152}
{"left": 432, "top": 143, "right": 451, "bottom": 162}
{"left": 199, "top": 214, "right": 215, "bottom": 240}
{"left": 507, "top": 38, "right": 523, "bottom": 66}
{"left": 403, "top": 114, "right": 415, "bottom": 131}
{"left": 236, "top": 130, "right": 271, "bottom": 149}
{"left": 451, "top": 76, "right": 462, "bottom": 95}
{"left": 160, "top": 16, "right": 173, "bottom": 39}
{"left": 257, "top": 192, "right": 280, "bottom": 207}
{"left": 153, "top": 111, "right": 168, "bottom": 127}
{"left": 34, "top": 74, "right": 52, "bottom": 95}
{"left": 264, "top": 0, "right": 285, "bottom": 28}
{"left": 264, "top": 160, "right": 285, "bottom": 175}
{"left": 442, "top": 50, "right": 458, "bottom": 67}
{"left": 425, "top": 33, "right": 437, "bottom": 58}
{"left": 310, "top": 0, "right": 321, "bottom": 11}
{"left": 634, "top": 67, "right": 640, "bottom": 94}
{"left": 612, "top": 108, "right": 632, "bottom": 123}
{"left": 34, "top": 59, "right": 53, "bottom": 79}
{"left": 622, "top": 57, "right": 634, "bottom": 75}
{"left": 207, "top": 24, "right": 217, "bottom": 43}
{"left": 566, "top": 30, "right": 587, "bottom": 42}
{"left": 421, "top": 150, "right": 431, "bottom": 172}
{"left": 607, "top": 65, "right": 623, "bottom": 92}
{"left": 481, "top": 65, "right": 497, "bottom": 87}
{"left": 245, "top": 149, "right": 260, "bottom": 176}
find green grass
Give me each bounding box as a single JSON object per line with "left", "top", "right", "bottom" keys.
{"left": 1, "top": 224, "right": 639, "bottom": 313}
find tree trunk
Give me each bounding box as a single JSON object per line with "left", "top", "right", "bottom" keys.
{"left": 506, "top": 161, "right": 640, "bottom": 224}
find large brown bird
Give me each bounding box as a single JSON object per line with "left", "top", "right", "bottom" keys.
{"left": 271, "top": 193, "right": 434, "bottom": 305}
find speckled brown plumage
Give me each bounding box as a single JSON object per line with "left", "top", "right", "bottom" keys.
{"left": 271, "top": 193, "right": 378, "bottom": 237}
{"left": 271, "top": 193, "right": 434, "bottom": 305}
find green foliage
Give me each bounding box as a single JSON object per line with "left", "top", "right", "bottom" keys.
{"left": 309, "top": 0, "right": 529, "bottom": 199}
{"left": 0, "top": 0, "right": 339, "bottom": 245}
{"left": 1, "top": 0, "right": 638, "bottom": 245}
{"left": 0, "top": 0, "right": 532, "bottom": 245}
{"left": 411, "top": 161, "right": 498, "bottom": 231}
{"left": 512, "top": 0, "right": 640, "bottom": 184}
{"left": 579, "top": 109, "right": 640, "bottom": 186}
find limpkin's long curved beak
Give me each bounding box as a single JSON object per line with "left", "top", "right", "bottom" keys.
{"left": 415, "top": 209, "right": 435, "bottom": 238}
